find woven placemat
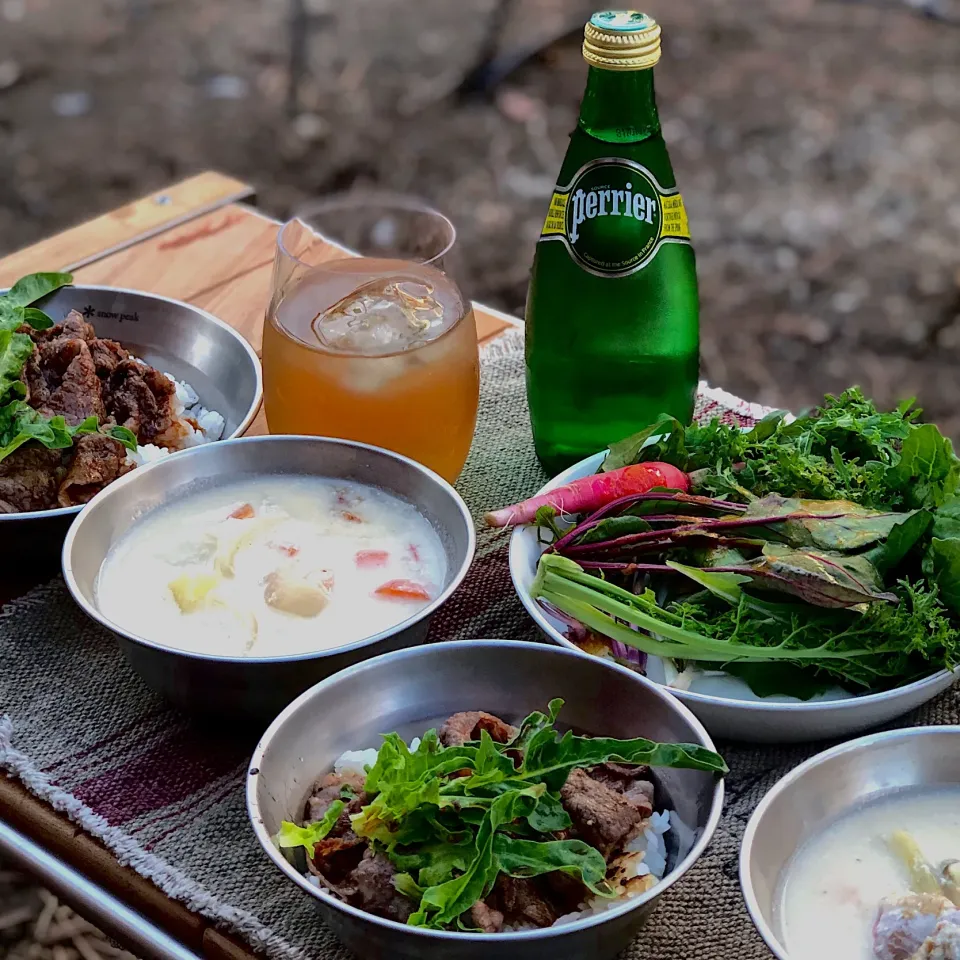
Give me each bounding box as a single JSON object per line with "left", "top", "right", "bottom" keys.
{"left": 4, "top": 327, "right": 958, "bottom": 959}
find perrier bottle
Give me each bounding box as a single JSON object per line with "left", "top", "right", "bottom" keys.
{"left": 525, "top": 11, "right": 699, "bottom": 472}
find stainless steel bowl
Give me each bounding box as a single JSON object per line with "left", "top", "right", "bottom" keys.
{"left": 2, "top": 285, "right": 263, "bottom": 554}
{"left": 740, "top": 726, "right": 960, "bottom": 958}
{"left": 247, "top": 640, "right": 725, "bottom": 960}
{"left": 62, "top": 435, "right": 476, "bottom": 721}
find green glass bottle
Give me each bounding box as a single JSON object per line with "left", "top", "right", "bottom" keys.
{"left": 525, "top": 11, "right": 700, "bottom": 473}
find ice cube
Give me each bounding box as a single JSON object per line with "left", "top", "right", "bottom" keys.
{"left": 312, "top": 277, "right": 445, "bottom": 354}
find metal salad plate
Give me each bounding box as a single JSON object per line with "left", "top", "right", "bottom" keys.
{"left": 2, "top": 285, "right": 263, "bottom": 552}
{"left": 509, "top": 451, "right": 958, "bottom": 743}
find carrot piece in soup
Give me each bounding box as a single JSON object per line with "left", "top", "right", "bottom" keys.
{"left": 272, "top": 542, "right": 300, "bottom": 558}
{"left": 355, "top": 550, "right": 390, "bottom": 568}
{"left": 229, "top": 503, "right": 255, "bottom": 520}
{"left": 374, "top": 579, "right": 431, "bottom": 601}
{"left": 341, "top": 511, "right": 364, "bottom": 523}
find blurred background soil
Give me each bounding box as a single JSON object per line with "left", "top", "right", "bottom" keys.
{"left": 0, "top": 0, "right": 958, "bottom": 947}
{"left": 1, "top": 0, "right": 959, "bottom": 425}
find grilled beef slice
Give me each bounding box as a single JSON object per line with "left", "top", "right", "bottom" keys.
{"left": 89, "top": 338, "right": 130, "bottom": 379}
{"left": 348, "top": 850, "right": 414, "bottom": 923}
{"left": 587, "top": 762, "right": 656, "bottom": 818}
{"left": 24, "top": 337, "right": 106, "bottom": 425}
{"left": 0, "top": 446, "right": 65, "bottom": 512}
{"left": 470, "top": 900, "right": 505, "bottom": 933}
{"left": 105, "top": 359, "right": 176, "bottom": 443}
{"left": 438, "top": 711, "right": 518, "bottom": 747}
{"left": 492, "top": 875, "right": 558, "bottom": 928}
{"left": 57, "top": 434, "right": 133, "bottom": 507}
{"left": 560, "top": 767, "right": 645, "bottom": 860}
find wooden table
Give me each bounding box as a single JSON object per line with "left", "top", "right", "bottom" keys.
{"left": 0, "top": 173, "right": 518, "bottom": 960}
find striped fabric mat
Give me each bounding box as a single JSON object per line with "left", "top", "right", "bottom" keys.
{"left": 8, "top": 328, "right": 951, "bottom": 959}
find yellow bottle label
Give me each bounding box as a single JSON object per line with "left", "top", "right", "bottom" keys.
{"left": 539, "top": 159, "right": 691, "bottom": 278}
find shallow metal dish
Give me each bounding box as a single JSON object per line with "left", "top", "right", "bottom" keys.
{"left": 62, "top": 435, "right": 475, "bottom": 721}
{"left": 2, "top": 285, "right": 263, "bottom": 554}
{"left": 247, "top": 639, "right": 725, "bottom": 960}
{"left": 510, "top": 450, "right": 958, "bottom": 743}
{"left": 740, "top": 725, "right": 960, "bottom": 958}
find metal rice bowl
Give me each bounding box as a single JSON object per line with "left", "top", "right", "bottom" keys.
{"left": 1, "top": 285, "right": 263, "bottom": 552}
{"left": 246, "top": 640, "right": 725, "bottom": 960}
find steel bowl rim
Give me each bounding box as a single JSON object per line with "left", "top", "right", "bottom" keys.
{"left": 246, "top": 638, "right": 726, "bottom": 943}
{"left": 0, "top": 284, "right": 264, "bottom": 524}
{"left": 61, "top": 434, "right": 476, "bottom": 665}
{"left": 508, "top": 452, "right": 956, "bottom": 714}
{"left": 738, "top": 724, "right": 960, "bottom": 959}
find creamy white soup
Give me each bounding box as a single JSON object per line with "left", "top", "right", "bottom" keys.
{"left": 95, "top": 476, "right": 447, "bottom": 658}
{"left": 777, "top": 787, "right": 960, "bottom": 960}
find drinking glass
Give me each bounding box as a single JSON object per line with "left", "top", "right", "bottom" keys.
{"left": 262, "top": 193, "right": 480, "bottom": 483}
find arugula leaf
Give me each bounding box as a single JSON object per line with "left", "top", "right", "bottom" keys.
{"left": 494, "top": 835, "right": 612, "bottom": 896}
{"left": 923, "top": 538, "right": 960, "bottom": 615}
{"left": 408, "top": 785, "right": 544, "bottom": 928}
{"left": 865, "top": 510, "right": 933, "bottom": 574}
{"left": 20, "top": 307, "right": 54, "bottom": 330}
{"left": 3, "top": 272, "right": 73, "bottom": 308}
{"left": 602, "top": 413, "right": 684, "bottom": 472}
{"left": 520, "top": 729, "right": 727, "bottom": 790}
{"left": 104, "top": 424, "right": 138, "bottom": 451}
{"left": 525, "top": 790, "right": 571, "bottom": 832}
{"left": 886, "top": 424, "right": 960, "bottom": 509}
{"left": 574, "top": 515, "right": 653, "bottom": 545}
{"left": 277, "top": 800, "right": 344, "bottom": 858}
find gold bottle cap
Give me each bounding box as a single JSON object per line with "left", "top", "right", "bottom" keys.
{"left": 583, "top": 11, "right": 661, "bottom": 71}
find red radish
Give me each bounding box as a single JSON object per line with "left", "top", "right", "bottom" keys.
{"left": 356, "top": 549, "right": 390, "bottom": 568}
{"left": 374, "top": 579, "right": 432, "bottom": 601}
{"left": 483, "top": 462, "right": 689, "bottom": 528}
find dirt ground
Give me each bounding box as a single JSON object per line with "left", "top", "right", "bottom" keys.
{"left": 2, "top": 0, "right": 960, "bottom": 425}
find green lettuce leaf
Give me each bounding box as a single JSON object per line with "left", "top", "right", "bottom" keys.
{"left": 277, "top": 799, "right": 344, "bottom": 858}
{"left": 0, "top": 329, "right": 36, "bottom": 403}
{"left": 4, "top": 272, "right": 73, "bottom": 308}
{"left": 886, "top": 423, "right": 960, "bottom": 509}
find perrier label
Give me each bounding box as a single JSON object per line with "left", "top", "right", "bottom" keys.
{"left": 525, "top": 11, "right": 700, "bottom": 472}
{"left": 540, "top": 158, "right": 691, "bottom": 277}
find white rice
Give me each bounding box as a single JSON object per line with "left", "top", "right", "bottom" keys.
{"left": 123, "top": 371, "right": 226, "bottom": 467}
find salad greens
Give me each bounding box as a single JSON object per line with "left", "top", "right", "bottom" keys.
{"left": 0, "top": 272, "right": 137, "bottom": 463}
{"left": 278, "top": 700, "right": 726, "bottom": 930}
{"left": 532, "top": 388, "right": 960, "bottom": 699}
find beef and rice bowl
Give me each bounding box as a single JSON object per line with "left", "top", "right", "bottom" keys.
{"left": 277, "top": 699, "right": 726, "bottom": 932}
{"left": 0, "top": 272, "right": 226, "bottom": 514}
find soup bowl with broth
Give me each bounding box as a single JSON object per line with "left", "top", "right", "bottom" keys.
{"left": 740, "top": 727, "right": 960, "bottom": 960}
{"left": 62, "top": 436, "right": 475, "bottom": 722}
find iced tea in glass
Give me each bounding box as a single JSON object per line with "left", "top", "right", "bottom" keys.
{"left": 262, "top": 194, "right": 480, "bottom": 482}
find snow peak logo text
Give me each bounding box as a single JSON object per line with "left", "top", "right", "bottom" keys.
{"left": 539, "top": 158, "right": 691, "bottom": 278}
